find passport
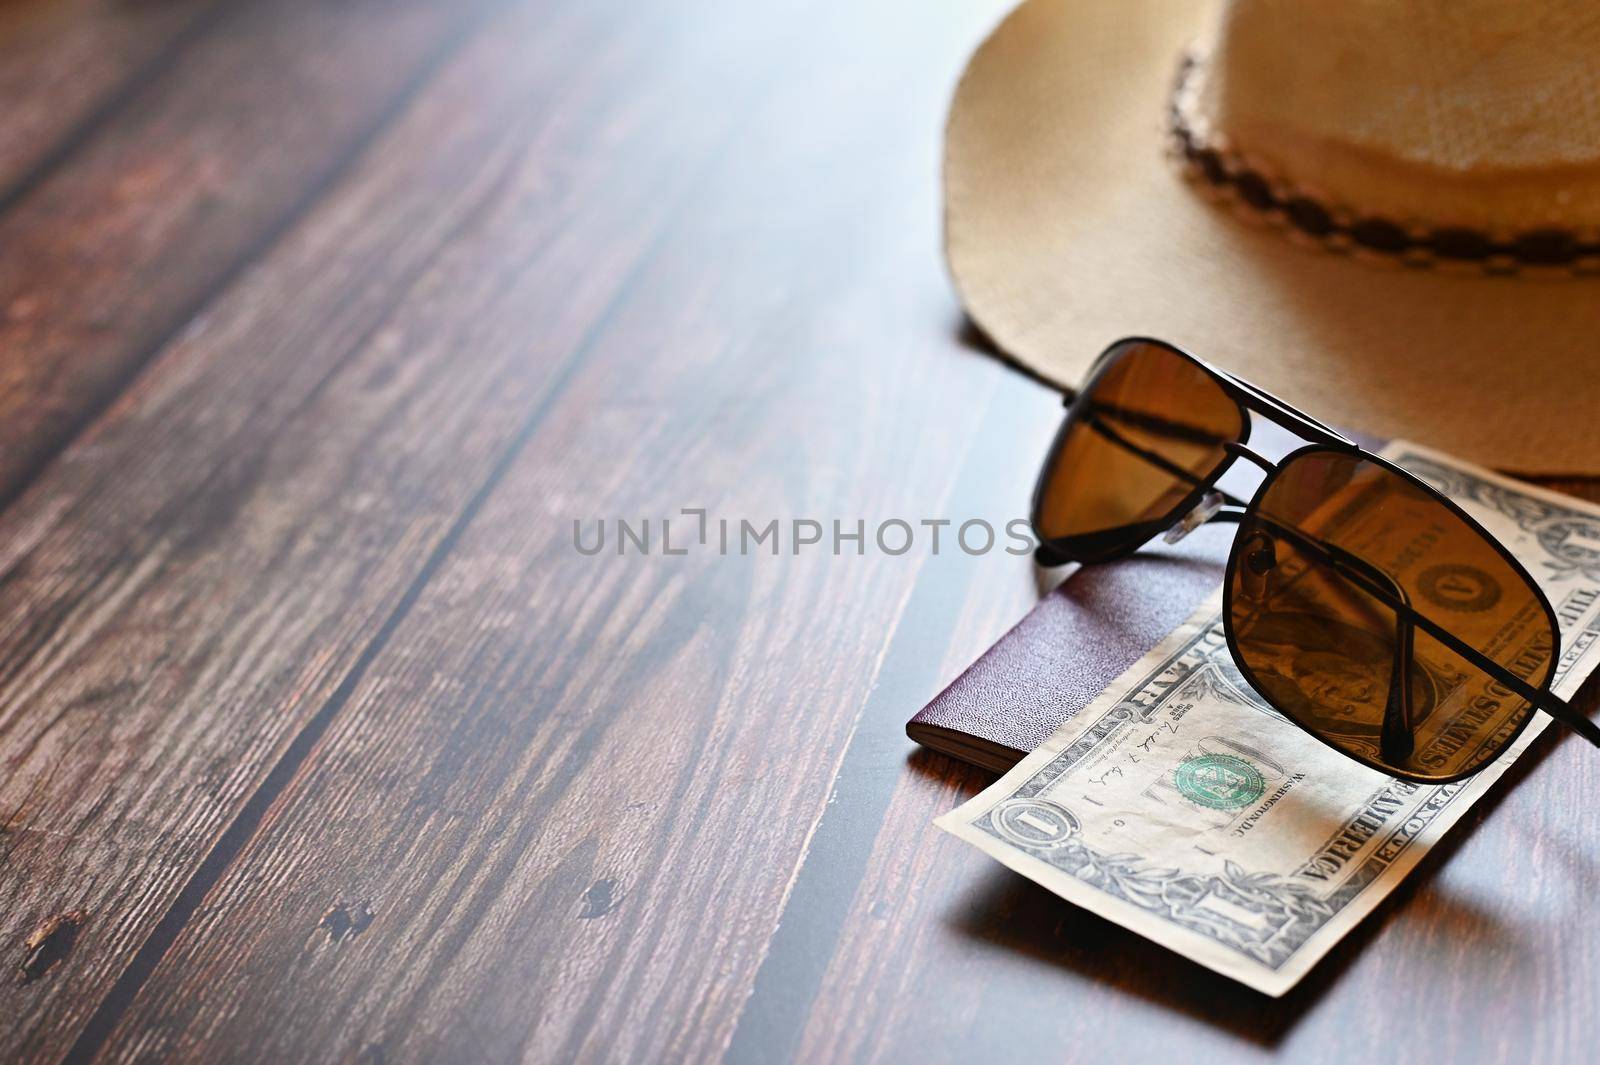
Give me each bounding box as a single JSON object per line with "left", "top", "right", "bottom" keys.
{"left": 908, "top": 524, "right": 1232, "bottom": 771}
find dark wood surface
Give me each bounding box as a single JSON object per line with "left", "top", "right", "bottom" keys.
{"left": 0, "top": 1, "right": 1596, "bottom": 1061}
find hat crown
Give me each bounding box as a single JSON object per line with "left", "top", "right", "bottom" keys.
{"left": 1190, "top": 0, "right": 1600, "bottom": 231}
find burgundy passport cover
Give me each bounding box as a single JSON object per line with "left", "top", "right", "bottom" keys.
{"left": 908, "top": 523, "right": 1234, "bottom": 772}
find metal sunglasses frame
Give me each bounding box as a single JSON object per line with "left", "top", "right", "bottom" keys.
{"left": 1029, "top": 336, "right": 1600, "bottom": 784}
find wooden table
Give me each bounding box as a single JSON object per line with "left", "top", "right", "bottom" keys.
{"left": 2, "top": 1, "right": 1596, "bottom": 1061}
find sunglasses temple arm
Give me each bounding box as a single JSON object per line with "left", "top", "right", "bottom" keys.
{"left": 1534, "top": 691, "right": 1600, "bottom": 747}
{"left": 1083, "top": 415, "right": 1251, "bottom": 507}
{"left": 1321, "top": 547, "right": 1419, "bottom": 764}
{"left": 1352, "top": 576, "right": 1600, "bottom": 747}
{"left": 1263, "top": 518, "right": 1600, "bottom": 750}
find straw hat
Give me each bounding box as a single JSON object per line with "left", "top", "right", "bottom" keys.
{"left": 945, "top": 0, "right": 1600, "bottom": 473}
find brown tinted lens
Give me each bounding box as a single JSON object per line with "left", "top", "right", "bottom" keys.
{"left": 1035, "top": 341, "right": 1244, "bottom": 559}
{"left": 1228, "top": 449, "right": 1554, "bottom": 781}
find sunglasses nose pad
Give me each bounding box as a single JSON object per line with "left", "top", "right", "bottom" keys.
{"left": 1243, "top": 530, "right": 1278, "bottom": 574}
{"left": 1162, "top": 491, "right": 1225, "bottom": 545}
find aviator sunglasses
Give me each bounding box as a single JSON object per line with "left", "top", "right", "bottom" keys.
{"left": 1030, "top": 337, "right": 1600, "bottom": 784}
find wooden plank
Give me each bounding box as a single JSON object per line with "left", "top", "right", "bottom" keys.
{"left": 0, "top": 0, "right": 758, "bottom": 1056}
{"left": 0, "top": 0, "right": 486, "bottom": 512}
{"left": 76, "top": 3, "right": 1031, "bottom": 1060}
{"left": 0, "top": 0, "right": 216, "bottom": 198}
{"left": 723, "top": 472, "right": 1052, "bottom": 1064}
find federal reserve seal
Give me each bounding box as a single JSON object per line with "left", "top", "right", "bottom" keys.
{"left": 1174, "top": 753, "right": 1265, "bottom": 811}
{"left": 1418, "top": 562, "right": 1502, "bottom": 613}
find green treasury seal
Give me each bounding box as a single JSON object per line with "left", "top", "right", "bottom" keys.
{"left": 1174, "top": 753, "right": 1265, "bottom": 811}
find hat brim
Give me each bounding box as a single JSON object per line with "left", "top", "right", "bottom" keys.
{"left": 946, "top": 0, "right": 1600, "bottom": 473}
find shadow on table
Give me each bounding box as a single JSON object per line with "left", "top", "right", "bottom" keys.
{"left": 908, "top": 718, "right": 1569, "bottom": 1050}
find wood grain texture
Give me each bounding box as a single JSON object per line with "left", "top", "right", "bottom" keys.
{"left": 0, "top": 0, "right": 750, "bottom": 1056}
{"left": 2, "top": 0, "right": 1599, "bottom": 1062}
{"left": 81, "top": 4, "right": 1030, "bottom": 1060}
{"left": 0, "top": 0, "right": 484, "bottom": 511}
{"left": 0, "top": 0, "right": 216, "bottom": 198}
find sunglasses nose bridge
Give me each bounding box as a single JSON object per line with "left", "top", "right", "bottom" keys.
{"left": 1223, "top": 440, "right": 1277, "bottom": 474}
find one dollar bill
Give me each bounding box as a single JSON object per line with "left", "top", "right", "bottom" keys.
{"left": 936, "top": 441, "right": 1600, "bottom": 995}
